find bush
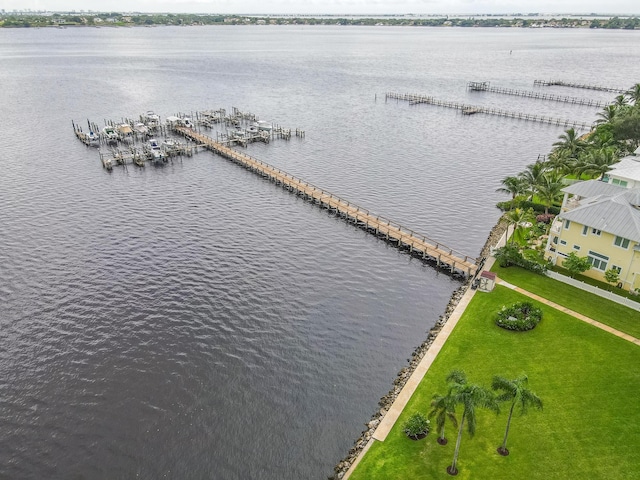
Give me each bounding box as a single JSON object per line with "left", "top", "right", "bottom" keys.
{"left": 536, "top": 213, "right": 555, "bottom": 224}
{"left": 495, "top": 302, "right": 543, "bottom": 331}
{"left": 493, "top": 245, "right": 548, "bottom": 275}
{"left": 497, "top": 200, "right": 560, "bottom": 215}
{"left": 402, "top": 412, "right": 431, "bottom": 440}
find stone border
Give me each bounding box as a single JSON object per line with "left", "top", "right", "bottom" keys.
{"left": 328, "top": 217, "right": 508, "bottom": 479}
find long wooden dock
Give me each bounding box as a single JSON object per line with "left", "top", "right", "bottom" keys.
{"left": 174, "top": 126, "right": 479, "bottom": 277}
{"left": 467, "top": 81, "right": 606, "bottom": 107}
{"left": 386, "top": 92, "right": 593, "bottom": 130}
{"left": 533, "top": 80, "right": 626, "bottom": 94}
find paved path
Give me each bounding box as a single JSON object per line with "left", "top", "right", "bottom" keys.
{"left": 496, "top": 278, "right": 640, "bottom": 347}
{"left": 343, "top": 263, "right": 639, "bottom": 479}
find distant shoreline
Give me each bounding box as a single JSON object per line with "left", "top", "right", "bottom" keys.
{"left": 2, "top": 13, "right": 639, "bottom": 29}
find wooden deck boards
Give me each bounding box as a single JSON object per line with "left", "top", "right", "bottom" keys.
{"left": 175, "top": 127, "right": 478, "bottom": 276}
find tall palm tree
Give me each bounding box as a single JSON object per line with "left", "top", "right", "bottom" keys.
{"left": 552, "top": 128, "right": 586, "bottom": 158}
{"left": 537, "top": 173, "right": 564, "bottom": 215}
{"left": 596, "top": 105, "right": 618, "bottom": 125}
{"left": 518, "top": 161, "right": 547, "bottom": 200}
{"left": 446, "top": 370, "right": 499, "bottom": 476}
{"left": 492, "top": 374, "right": 543, "bottom": 456}
{"left": 505, "top": 208, "right": 535, "bottom": 245}
{"left": 626, "top": 83, "right": 640, "bottom": 105}
{"left": 614, "top": 94, "right": 629, "bottom": 107}
{"left": 576, "top": 148, "right": 618, "bottom": 180}
{"left": 496, "top": 176, "right": 525, "bottom": 208}
{"left": 429, "top": 391, "right": 458, "bottom": 446}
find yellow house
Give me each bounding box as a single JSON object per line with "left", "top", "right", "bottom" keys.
{"left": 545, "top": 179, "right": 640, "bottom": 291}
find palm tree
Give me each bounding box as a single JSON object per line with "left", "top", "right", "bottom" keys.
{"left": 576, "top": 148, "right": 618, "bottom": 180}
{"left": 492, "top": 374, "right": 543, "bottom": 456}
{"left": 626, "top": 83, "right": 640, "bottom": 105}
{"left": 505, "top": 208, "right": 534, "bottom": 245}
{"left": 518, "top": 161, "right": 547, "bottom": 200}
{"left": 446, "top": 370, "right": 499, "bottom": 476}
{"left": 614, "top": 94, "right": 629, "bottom": 107}
{"left": 429, "top": 391, "right": 458, "bottom": 445}
{"left": 496, "top": 176, "right": 525, "bottom": 208}
{"left": 596, "top": 105, "right": 618, "bottom": 125}
{"left": 552, "top": 128, "right": 586, "bottom": 158}
{"left": 537, "top": 173, "right": 564, "bottom": 215}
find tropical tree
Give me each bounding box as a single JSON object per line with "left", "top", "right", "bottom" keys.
{"left": 596, "top": 104, "right": 619, "bottom": 125}
{"left": 446, "top": 370, "right": 499, "bottom": 476}
{"left": 552, "top": 128, "right": 586, "bottom": 158}
{"left": 613, "top": 94, "right": 629, "bottom": 107}
{"left": 626, "top": 83, "right": 640, "bottom": 105}
{"left": 536, "top": 173, "right": 564, "bottom": 215}
{"left": 496, "top": 175, "right": 526, "bottom": 208}
{"left": 492, "top": 374, "right": 543, "bottom": 456}
{"left": 518, "top": 161, "right": 548, "bottom": 200}
{"left": 576, "top": 148, "right": 618, "bottom": 179}
{"left": 505, "top": 207, "right": 535, "bottom": 245}
{"left": 429, "top": 391, "right": 458, "bottom": 445}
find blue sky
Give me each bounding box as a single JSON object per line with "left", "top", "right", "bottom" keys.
{"left": 3, "top": 0, "right": 639, "bottom": 15}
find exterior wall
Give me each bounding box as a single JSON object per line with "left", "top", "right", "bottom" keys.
{"left": 604, "top": 173, "right": 637, "bottom": 189}
{"left": 546, "top": 218, "right": 640, "bottom": 290}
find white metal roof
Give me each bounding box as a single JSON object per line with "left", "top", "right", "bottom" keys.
{"left": 560, "top": 187, "right": 640, "bottom": 242}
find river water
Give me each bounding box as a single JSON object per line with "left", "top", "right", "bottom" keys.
{"left": 0, "top": 25, "right": 638, "bottom": 479}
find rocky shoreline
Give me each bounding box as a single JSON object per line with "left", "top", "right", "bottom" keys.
{"left": 329, "top": 217, "right": 508, "bottom": 480}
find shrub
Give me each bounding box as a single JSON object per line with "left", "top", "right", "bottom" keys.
{"left": 495, "top": 302, "right": 543, "bottom": 331}
{"left": 402, "top": 412, "right": 431, "bottom": 440}
{"left": 493, "top": 245, "right": 548, "bottom": 275}
{"left": 535, "top": 213, "right": 555, "bottom": 224}
{"left": 497, "top": 200, "right": 560, "bottom": 215}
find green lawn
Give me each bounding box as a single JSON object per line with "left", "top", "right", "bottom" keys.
{"left": 349, "top": 286, "right": 640, "bottom": 480}
{"left": 491, "top": 264, "right": 640, "bottom": 339}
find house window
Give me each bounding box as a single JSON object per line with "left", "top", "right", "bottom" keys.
{"left": 611, "top": 265, "right": 622, "bottom": 274}
{"left": 573, "top": 245, "right": 581, "bottom": 250}
{"left": 614, "top": 236, "right": 630, "bottom": 249}
{"left": 612, "top": 179, "right": 628, "bottom": 187}
{"left": 564, "top": 220, "right": 571, "bottom": 230}
{"left": 552, "top": 236, "right": 558, "bottom": 245}
{"left": 591, "top": 228, "right": 601, "bottom": 236}
{"left": 582, "top": 225, "right": 588, "bottom": 236}
{"left": 560, "top": 240, "right": 567, "bottom": 245}
{"left": 587, "top": 250, "right": 609, "bottom": 271}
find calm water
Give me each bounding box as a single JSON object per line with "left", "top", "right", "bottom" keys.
{"left": 1, "top": 26, "right": 638, "bottom": 479}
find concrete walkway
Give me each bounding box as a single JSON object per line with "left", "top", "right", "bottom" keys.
{"left": 342, "top": 258, "right": 494, "bottom": 479}
{"left": 343, "top": 259, "right": 640, "bottom": 479}
{"left": 496, "top": 278, "right": 640, "bottom": 347}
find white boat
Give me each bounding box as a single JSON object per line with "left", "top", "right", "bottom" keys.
{"left": 116, "top": 123, "right": 133, "bottom": 138}
{"left": 133, "top": 122, "right": 149, "bottom": 136}
{"left": 141, "top": 111, "right": 160, "bottom": 129}
{"left": 256, "top": 120, "right": 272, "bottom": 132}
{"left": 101, "top": 125, "right": 118, "bottom": 142}
{"left": 148, "top": 138, "right": 165, "bottom": 162}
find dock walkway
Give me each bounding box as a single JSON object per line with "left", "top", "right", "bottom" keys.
{"left": 386, "top": 92, "right": 593, "bottom": 130}
{"left": 533, "top": 80, "right": 626, "bottom": 94}
{"left": 468, "top": 81, "right": 606, "bottom": 107}
{"left": 174, "top": 126, "right": 478, "bottom": 277}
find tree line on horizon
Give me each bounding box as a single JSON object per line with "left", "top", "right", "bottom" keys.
{"left": 1, "top": 13, "right": 639, "bottom": 29}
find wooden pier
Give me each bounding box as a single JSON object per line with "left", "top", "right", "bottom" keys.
{"left": 468, "top": 81, "right": 606, "bottom": 107}
{"left": 386, "top": 92, "right": 593, "bottom": 130}
{"left": 174, "top": 126, "right": 479, "bottom": 277}
{"left": 533, "top": 80, "right": 626, "bottom": 94}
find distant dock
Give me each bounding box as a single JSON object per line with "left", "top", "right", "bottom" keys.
{"left": 468, "top": 81, "right": 606, "bottom": 107}
{"left": 386, "top": 92, "right": 593, "bottom": 130}
{"left": 533, "top": 80, "right": 626, "bottom": 94}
